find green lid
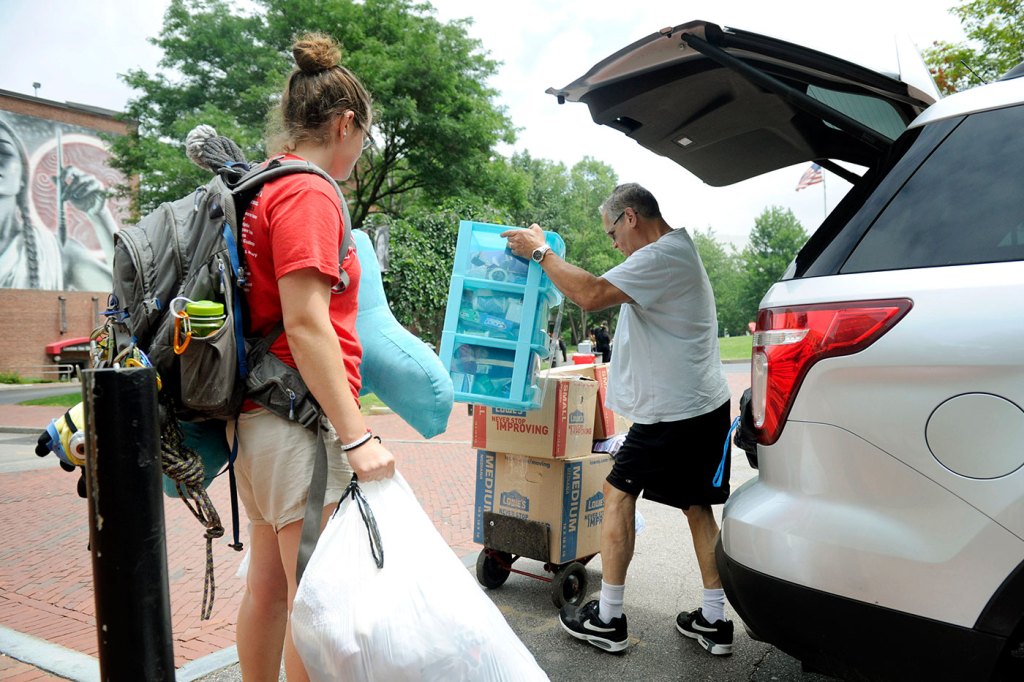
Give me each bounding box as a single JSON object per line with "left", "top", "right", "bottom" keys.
{"left": 185, "top": 300, "right": 225, "bottom": 317}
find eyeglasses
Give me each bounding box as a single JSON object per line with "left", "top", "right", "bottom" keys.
{"left": 606, "top": 209, "right": 626, "bottom": 241}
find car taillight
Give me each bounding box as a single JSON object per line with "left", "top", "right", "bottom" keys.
{"left": 751, "top": 299, "right": 913, "bottom": 445}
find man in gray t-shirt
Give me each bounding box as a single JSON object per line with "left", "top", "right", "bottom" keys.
{"left": 503, "top": 183, "right": 734, "bottom": 657}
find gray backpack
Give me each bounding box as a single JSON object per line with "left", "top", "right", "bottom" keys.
{"left": 108, "top": 157, "right": 353, "bottom": 425}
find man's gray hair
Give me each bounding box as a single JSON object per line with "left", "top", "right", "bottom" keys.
{"left": 599, "top": 183, "right": 662, "bottom": 221}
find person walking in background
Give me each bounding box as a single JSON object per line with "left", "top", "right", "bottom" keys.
{"left": 594, "top": 320, "right": 612, "bottom": 363}
{"left": 549, "top": 330, "right": 567, "bottom": 367}
{"left": 502, "top": 182, "right": 734, "bottom": 658}
{"left": 229, "top": 33, "right": 395, "bottom": 682}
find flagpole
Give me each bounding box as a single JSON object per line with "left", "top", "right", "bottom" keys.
{"left": 822, "top": 169, "right": 827, "bottom": 220}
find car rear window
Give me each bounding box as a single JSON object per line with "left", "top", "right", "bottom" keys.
{"left": 808, "top": 84, "right": 908, "bottom": 141}
{"left": 840, "top": 103, "right": 1024, "bottom": 273}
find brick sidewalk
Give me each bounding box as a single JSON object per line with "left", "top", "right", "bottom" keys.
{"left": 0, "top": 403, "right": 478, "bottom": 678}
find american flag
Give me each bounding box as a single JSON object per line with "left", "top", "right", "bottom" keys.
{"left": 795, "top": 163, "right": 823, "bottom": 191}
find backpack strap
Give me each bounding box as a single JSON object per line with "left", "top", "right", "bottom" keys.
{"left": 231, "top": 158, "right": 355, "bottom": 291}
{"left": 227, "top": 431, "right": 244, "bottom": 551}
{"left": 296, "top": 419, "right": 330, "bottom": 584}
{"left": 336, "top": 191, "right": 355, "bottom": 293}
{"left": 221, "top": 222, "right": 250, "bottom": 379}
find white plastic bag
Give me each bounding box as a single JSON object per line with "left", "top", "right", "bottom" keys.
{"left": 291, "top": 471, "right": 549, "bottom": 682}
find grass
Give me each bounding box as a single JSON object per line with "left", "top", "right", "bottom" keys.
{"left": 570, "top": 337, "right": 752, "bottom": 362}
{"left": 0, "top": 372, "right": 58, "bottom": 385}
{"left": 19, "top": 392, "right": 82, "bottom": 408}
{"left": 360, "top": 392, "right": 387, "bottom": 414}
{"left": 718, "top": 335, "right": 753, "bottom": 362}
{"left": 21, "top": 390, "right": 391, "bottom": 414}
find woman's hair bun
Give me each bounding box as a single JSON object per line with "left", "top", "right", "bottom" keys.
{"left": 292, "top": 32, "right": 342, "bottom": 74}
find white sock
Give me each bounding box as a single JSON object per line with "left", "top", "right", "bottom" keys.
{"left": 598, "top": 581, "right": 625, "bottom": 622}
{"left": 702, "top": 588, "right": 726, "bottom": 624}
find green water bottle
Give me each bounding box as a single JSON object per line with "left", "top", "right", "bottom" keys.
{"left": 185, "top": 300, "right": 226, "bottom": 337}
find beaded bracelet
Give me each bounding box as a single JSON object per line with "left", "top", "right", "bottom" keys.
{"left": 341, "top": 431, "right": 381, "bottom": 452}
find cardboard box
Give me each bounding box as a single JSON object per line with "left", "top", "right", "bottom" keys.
{"left": 547, "top": 363, "right": 631, "bottom": 439}
{"left": 472, "top": 374, "right": 598, "bottom": 458}
{"left": 473, "top": 450, "right": 612, "bottom": 564}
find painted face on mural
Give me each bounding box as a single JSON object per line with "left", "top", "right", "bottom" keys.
{"left": 0, "top": 126, "right": 23, "bottom": 198}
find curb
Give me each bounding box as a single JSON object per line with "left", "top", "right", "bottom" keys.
{"left": 0, "top": 625, "right": 241, "bottom": 682}
{"left": 0, "top": 425, "right": 47, "bottom": 434}
{"left": 0, "top": 626, "right": 99, "bottom": 682}
{"left": 0, "top": 381, "right": 81, "bottom": 392}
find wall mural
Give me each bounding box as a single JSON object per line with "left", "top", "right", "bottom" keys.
{"left": 0, "top": 110, "right": 128, "bottom": 291}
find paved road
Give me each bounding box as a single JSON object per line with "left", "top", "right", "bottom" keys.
{"left": 0, "top": 382, "right": 81, "bottom": 405}
{"left": 722, "top": 361, "right": 750, "bottom": 375}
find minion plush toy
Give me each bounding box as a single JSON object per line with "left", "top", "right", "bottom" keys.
{"left": 36, "top": 401, "right": 88, "bottom": 496}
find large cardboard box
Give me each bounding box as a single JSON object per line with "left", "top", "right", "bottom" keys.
{"left": 473, "top": 450, "right": 612, "bottom": 564}
{"left": 472, "top": 374, "right": 598, "bottom": 458}
{"left": 547, "top": 363, "right": 631, "bottom": 439}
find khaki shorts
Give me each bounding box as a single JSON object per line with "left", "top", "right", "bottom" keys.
{"left": 228, "top": 409, "right": 353, "bottom": 531}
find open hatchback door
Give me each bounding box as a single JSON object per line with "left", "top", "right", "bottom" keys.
{"left": 546, "top": 20, "right": 937, "bottom": 187}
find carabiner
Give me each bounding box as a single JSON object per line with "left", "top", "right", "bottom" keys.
{"left": 173, "top": 311, "right": 193, "bottom": 355}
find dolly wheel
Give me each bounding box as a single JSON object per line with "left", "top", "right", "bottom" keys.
{"left": 476, "top": 550, "right": 513, "bottom": 589}
{"left": 551, "top": 561, "right": 588, "bottom": 608}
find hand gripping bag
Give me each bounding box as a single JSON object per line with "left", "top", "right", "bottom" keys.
{"left": 291, "top": 472, "right": 549, "bottom": 682}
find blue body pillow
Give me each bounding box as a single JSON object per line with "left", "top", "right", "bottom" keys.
{"left": 354, "top": 229, "right": 453, "bottom": 438}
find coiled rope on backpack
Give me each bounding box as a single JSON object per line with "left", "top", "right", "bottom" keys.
{"left": 158, "top": 395, "right": 224, "bottom": 621}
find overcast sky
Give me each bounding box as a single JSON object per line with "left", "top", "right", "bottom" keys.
{"left": 0, "top": 0, "right": 968, "bottom": 247}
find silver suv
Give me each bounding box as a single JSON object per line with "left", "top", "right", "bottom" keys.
{"left": 549, "top": 20, "right": 1024, "bottom": 680}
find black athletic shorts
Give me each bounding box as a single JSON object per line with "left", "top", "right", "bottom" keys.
{"left": 606, "top": 399, "right": 731, "bottom": 509}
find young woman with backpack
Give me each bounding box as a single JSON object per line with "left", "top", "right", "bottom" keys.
{"left": 229, "top": 33, "right": 395, "bottom": 682}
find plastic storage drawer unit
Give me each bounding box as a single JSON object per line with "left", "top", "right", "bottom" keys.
{"left": 439, "top": 221, "right": 565, "bottom": 410}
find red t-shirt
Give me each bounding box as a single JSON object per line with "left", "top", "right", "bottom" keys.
{"left": 241, "top": 156, "right": 362, "bottom": 402}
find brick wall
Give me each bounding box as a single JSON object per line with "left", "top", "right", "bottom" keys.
{"left": 0, "top": 91, "right": 131, "bottom": 380}
{"left": 0, "top": 290, "right": 105, "bottom": 379}
{"left": 0, "top": 91, "right": 127, "bottom": 135}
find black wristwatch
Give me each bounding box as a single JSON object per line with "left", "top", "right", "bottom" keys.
{"left": 531, "top": 244, "right": 552, "bottom": 263}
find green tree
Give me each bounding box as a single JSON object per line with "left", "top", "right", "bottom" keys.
{"left": 739, "top": 206, "right": 808, "bottom": 324}
{"left": 506, "top": 151, "right": 571, "bottom": 230}
{"left": 463, "top": 153, "right": 533, "bottom": 221}
{"left": 692, "top": 228, "right": 746, "bottom": 336}
{"left": 111, "top": 0, "right": 281, "bottom": 214}
{"left": 504, "top": 154, "right": 619, "bottom": 342}
{"left": 558, "top": 158, "right": 621, "bottom": 342}
{"left": 923, "top": 0, "right": 1024, "bottom": 94}
{"left": 382, "top": 198, "right": 513, "bottom": 345}
{"left": 110, "top": 0, "right": 516, "bottom": 228}
{"left": 263, "top": 0, "right": 516, "bottom": 224}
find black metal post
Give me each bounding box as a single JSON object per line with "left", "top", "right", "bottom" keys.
{"left": 82, "top": 367, "right": 175, "bottom": 681}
